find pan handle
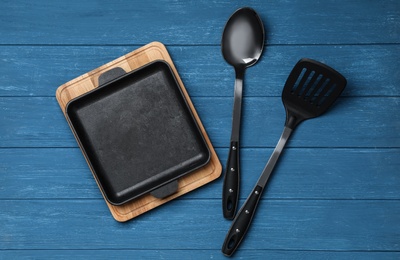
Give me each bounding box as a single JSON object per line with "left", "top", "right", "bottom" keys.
{"left": 150, "top": 180, "right": 179, "bottom": 199}
{"left": 97, "top": 67, "right": 127, "bottom": 87}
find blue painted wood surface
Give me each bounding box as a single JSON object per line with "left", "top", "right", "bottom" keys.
{"left": 1, "top": 0, "right": 399, "bottom": 259}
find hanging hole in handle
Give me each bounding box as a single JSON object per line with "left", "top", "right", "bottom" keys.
{"left": 227, "top": 197, "right": 233, "bottom": 211}
{"left": 227, "top": 234, "right": 238, "bottom": 249}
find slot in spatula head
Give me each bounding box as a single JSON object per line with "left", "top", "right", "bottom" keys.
{"left": 282, "top": 58, "right": 347, "bottom": 129}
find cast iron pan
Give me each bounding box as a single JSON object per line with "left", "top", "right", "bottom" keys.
{"left": 66, "top": 60, "right": 210, "bottom": 205}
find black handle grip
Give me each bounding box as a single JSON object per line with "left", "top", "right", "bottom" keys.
{"left": 222, "top": 141, "right": 240, "bottom": 219}
{"left": 222, "top": 185, "right": 263, "bottom": 257}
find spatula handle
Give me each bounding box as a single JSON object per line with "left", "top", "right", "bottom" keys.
{"left": 222, "top": 141, "right": 240, "bottom": 219}
{"left": 222, "top": 185, "right": 263, "bottom": 256}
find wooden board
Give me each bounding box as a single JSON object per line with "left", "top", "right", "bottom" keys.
{"left": 55, "top": 42, "right": 221, "bottom": 222}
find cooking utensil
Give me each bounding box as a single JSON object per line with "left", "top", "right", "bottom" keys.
{"left": 221, "top": 7, "right": 265, "bottom": 219}
{"left": 66, "top": 60, "right": 210, "bottom": 205}
{"left": 222, "top": 58, "right": 347, "bottom": 256}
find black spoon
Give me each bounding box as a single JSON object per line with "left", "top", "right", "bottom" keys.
{"left": 222, "top": 58, "right": 347, "bottom": 256}
{"left": 221, "top": 7, "right": 265, "bottom": 219}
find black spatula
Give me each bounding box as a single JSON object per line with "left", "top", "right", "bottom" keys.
{"left": 222, "top": 58, "right": 347, "bottom": 257}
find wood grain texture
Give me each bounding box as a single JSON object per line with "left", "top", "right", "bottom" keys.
{"left": 1, "top": 200, "right": 399, "bottom": 251}
{"left": 1, "top": 0, "right": 399, "bottom": 45}
{"left": 0, "top": 249, "right": 400, "bottom": 260}
{"left": 0, "top": 0, "right": 399, "bottom": 258}
{"left": 1, "top": 45, "right": 400, "bottom": 97}
{"left": 0, "top": 97, "right": 399, "bottom": 148}
{"left": 1, "top": 148, "right": 399, "bottom": 200}
{"left": 1, "top": 250, "right": 399, "bottom": 260}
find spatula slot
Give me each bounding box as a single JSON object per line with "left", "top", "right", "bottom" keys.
{"left": 291, "top": 68, "right": 307, "bottom": 94}
{"left": 309, "top": 76, "right": 328, "bottom": 100}
{"left": 302, "top": 73, "right": 323, "bottom": 99}
{"left": 310, "top": 78, "right": 330, "bottom": 104}
{"left": 298, "top": 71, "right": 316, "bottom": 96}
{"left": 294, "top": 69, "right": 312, "bottom": 96}
{"left": 316, "top": 83, "right": 337, "bottom": 107}
{"left": 291, "top": 67, "right": 339, "bottom": 109}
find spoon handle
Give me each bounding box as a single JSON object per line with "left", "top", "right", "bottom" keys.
{"left": 223, "top": 72, "right": 244, "bottom": 219}
{"left": 222, "top": 141, "right": 240, "bottom": 219}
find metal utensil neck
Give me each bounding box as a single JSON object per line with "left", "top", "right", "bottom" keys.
{"left": 230, "top": 69, "right": 244, "bottom": 141}
{"left": 257, "top": 126, "right": 293, "bottom": 187}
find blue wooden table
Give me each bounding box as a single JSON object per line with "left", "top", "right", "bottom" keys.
{"left": 1, "top": 1, "right": 399, "bottom": 259}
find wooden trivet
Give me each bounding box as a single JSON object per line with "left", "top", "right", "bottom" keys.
{"left": 56, "top": 42, "right": 221, "bottom": 222}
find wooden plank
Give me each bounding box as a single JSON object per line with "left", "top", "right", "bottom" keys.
{"left": 1, "top": 199, "right": 399, "bottom": 251}
{"left": 1, "top": 148, "right": 400, "bottom": 200}
{"left": 1, "top": 45, "right": 400, "bottom": 97}
{"left": 1, "top": 0, "right": 399, "bottom": 45}
{"left": 0, "top": 97, "right": 399, "bottom": 148}
{"left": 1, "top": 250, "right": 399, "bottom": 259}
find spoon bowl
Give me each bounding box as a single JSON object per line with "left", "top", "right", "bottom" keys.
{"left": 222, "top": 8, "right": 264, "bottom": 69}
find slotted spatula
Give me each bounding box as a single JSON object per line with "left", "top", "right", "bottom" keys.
{"left": 222, "top": 58, "right": 347, "bottom": 257}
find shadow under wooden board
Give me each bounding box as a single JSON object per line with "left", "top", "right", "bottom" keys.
{"left": 56, "top": 42, "right": 222, "bottom": 222}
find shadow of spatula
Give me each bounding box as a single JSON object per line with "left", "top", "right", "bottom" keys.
{"left": 222, "top": 58, "right": 347, "bottom": 257}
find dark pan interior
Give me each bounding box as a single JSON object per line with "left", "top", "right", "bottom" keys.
{"left": 66, "top": 60, "right": 210, "bottom": 205}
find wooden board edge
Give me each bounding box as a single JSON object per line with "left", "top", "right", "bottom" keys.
{"left": 109, "top": 153, "right": 222, "bottom": 222}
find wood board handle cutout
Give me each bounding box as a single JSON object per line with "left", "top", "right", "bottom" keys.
{"left": 56, "top": 42, "right": 222, "bottom": 222}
